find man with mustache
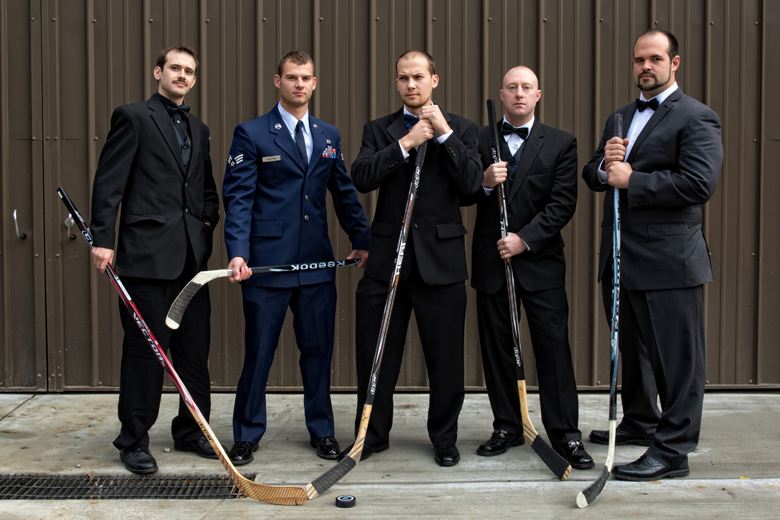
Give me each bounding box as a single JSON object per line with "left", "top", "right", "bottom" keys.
{"left": 464, "top": 66, "right": 593, "bottom": 469}
{"left": 344, "top": 50, "right": 483, "bottom": 466}
{"left": 583, "top": 29, "right": 722, "bottom": 480}
{"left": 222, "top": 50, "right": 369, "bottom": 465}
{"left": 90, "top": 46, "right": 220, "bottom": 474}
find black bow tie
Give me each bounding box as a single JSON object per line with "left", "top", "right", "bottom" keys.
{"left": 404, "top": 113, "right": 419, "bottom": 129}
{"left": 636, "top": 98, "right": 659, "bottom": 112}
{"left": 501, "top": 121, "right": 529, "bottom": 139}
{"left": 165, "top": 102, "right": 191, "bottom": 118}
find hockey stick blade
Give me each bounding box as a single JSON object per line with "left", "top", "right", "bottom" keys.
{"left": 166, "top": 258, "right": 360, "bottom": 329}
{"left": 576, "top": 420, "right": 617, "bottom": 507}
{"left": 305, "top": 404, "right": 372, "bottom": 499}
{"left": 57, "top": 187, "right": 308, "bottom": 506}
{"left": 577, "top": 467, "right": 610, "bottom": 508}
{"left": 518, "top": 380, "right": 571, "bottom": 481}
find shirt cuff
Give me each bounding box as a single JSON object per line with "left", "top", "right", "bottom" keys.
{"left": 483, "top": 186, "right": 494, "bottom": 195}
{"left": 399, "top": 140, "right": 409, "bottom": 159}
{"left": 436, "top": 130, "right": 453, "bottom": 144}
{"left": 597, "top": 159, "right": 608, "bottom": 183}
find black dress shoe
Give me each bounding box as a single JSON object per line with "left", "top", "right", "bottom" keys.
{"left": 338, "top": 441, "right": 390, "bottom": 461}
{"left": 120, "top": 446, "right": 158, "bottom": 475}
{"left": 612, "top": 454, "right": 690, "bottom": 481}
{"left": 557, "top": 439, "right": 595, "bottom": 469}
{"left": 434, "top": 445, "right": 460, "bottom": 467}
{"left": 228, "top": 441, "right": 259, "bottom": 466}
{"left": 174, "top": 437, "right": 220, "bottom": 460}
{"left": 310, "top": 436, "right": 341, "bottom": 460}
{"left": 476, "top": 430, "right": 525, "bottom": 456}
{"left": 589, "top": 425, "right": 654, "bottom": 446}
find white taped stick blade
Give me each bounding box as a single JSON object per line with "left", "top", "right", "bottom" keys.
{"left": 165, "top": 316, "right": 181, "bottom": 330}
{"left": 336, "top": 495, "right": 356, "bottom": 508}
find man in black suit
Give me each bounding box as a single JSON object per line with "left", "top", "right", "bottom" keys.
{"left": 345, "top": 50, "right": 483, "bottom": 466}
{"left": 583, "top": 30, "right": 722, "bottom": 481}
{"left": 464, "top": 66, "right": 593, "bottom": 469}
{"left": 90, "top": 46, "right": 220, "bottom": 474}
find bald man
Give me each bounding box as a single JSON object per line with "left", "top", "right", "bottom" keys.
{"left": 464, "top": 66, "right": 592, "bottom": 469}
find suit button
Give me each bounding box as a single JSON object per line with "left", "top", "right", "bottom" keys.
{"left": 185, "top": 208, "right": 189, "bottom": 213}
{"left": 184, "top": 182, "right": 188, "bottom": 187}
{"left": 413, "top": 223, "right": 418, "bottom": 229}
{"left": 304, "top": 215, "right": 309, "bottom": 221}
{"left": 304, "top": 195, "right": 309, "bottom": 201}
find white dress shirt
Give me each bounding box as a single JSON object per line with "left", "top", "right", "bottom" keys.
{"left": 278, "top": 102, "right": 313, "bottom": 161}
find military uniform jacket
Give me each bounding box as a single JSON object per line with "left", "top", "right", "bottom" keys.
{"left": 222, "top": 105, "right": 370, "bottom": 288}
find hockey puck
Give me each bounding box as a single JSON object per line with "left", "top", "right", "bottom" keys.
{"left": 335, "top": 495, "right": 356, "bottom": 508}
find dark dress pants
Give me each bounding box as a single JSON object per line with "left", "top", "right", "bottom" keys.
{"left": 114, "top": 253, "right": 211, "bottom": 450}
{"left": 234, "top": 282, "right": 337, "bottom": 443}
{"left": 354, "top": 265, "right": 466, "bottom": 447}
{"left": 618, "top": 284, "right": 707, "bottom": 467}
{"left": 601, "top": 262, "right": 661, "bottom": 437}
{"left": 477, "top": 280, "right": 581, "bottom": 447}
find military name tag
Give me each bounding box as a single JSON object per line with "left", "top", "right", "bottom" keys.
{"left": 262, "top": 155, "right": 281, "bottom": 163}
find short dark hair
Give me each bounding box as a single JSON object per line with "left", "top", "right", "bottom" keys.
{"left": 277, "top": 50, "right": 314, "bottom": 77}
{"left": 395, "top": 50, "right": 436, "bottom": 76}
{"left": 156, "top": 45, "right": 199, "bottom": 71}
{"left": 635, "top": 29, "right": 679, "bottom": 60}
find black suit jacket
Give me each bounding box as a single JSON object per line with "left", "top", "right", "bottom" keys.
{"left": 582, "top": 88, "right": 723, "bottom": 290}
{"left": 465, "top": 119, "right": 578, "bottom": 294}
{"left": 91, "top": 95, "right": 220, "bottom": 279}
{"left": 351, "top": 107, "right": 483, "bottom": 285}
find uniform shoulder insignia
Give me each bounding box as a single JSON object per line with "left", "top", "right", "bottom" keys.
{"left": 228, "top": 153, "right": 244, "bottom": 169}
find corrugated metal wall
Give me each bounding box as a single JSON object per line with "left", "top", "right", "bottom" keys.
{"left": 0, "top": 0, "right": 777, "bottom": 393}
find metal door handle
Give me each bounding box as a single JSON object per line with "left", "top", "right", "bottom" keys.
{"left": 65, "top": 214, "right": 77, "bottom": 239}
{"left": 13, "top": 210, "right": 27, "bottom": 239}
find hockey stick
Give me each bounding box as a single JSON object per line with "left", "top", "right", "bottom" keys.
{"left": 577, "top": 113, "right": 623, "bottom": 508}
{"left": 486, "top": 100, "right": 571, "bottom": 481}
{"left": 57, "top": 187, "right": 308, "bottom": 506}
{"left": 302, "top": 141, "right": 430, "bottom": 500}
{"left": 166, "top": 258, "right": 360, "bottom": 329}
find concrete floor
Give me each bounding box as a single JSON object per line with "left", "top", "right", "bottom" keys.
{"left": 1, "top": 391, "right": 779, "bottom": 519}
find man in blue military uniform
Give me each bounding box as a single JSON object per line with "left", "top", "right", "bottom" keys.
{"left": 222, "top": 50, "right": 370, "bottom": 465}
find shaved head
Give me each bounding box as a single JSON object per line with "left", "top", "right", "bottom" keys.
{"left": 502, "top": 66, "right": 539, "bottom": 90}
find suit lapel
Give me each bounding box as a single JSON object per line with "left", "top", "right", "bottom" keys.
{"left": 270, "top": 106, "right": 306, "bottom": 171}
{"left": 148, "top": 96, "right": 186, "bottom": 175}
{"left": 627, "top": 88, "right": 682, "bottom": 163}
{"left": 307, "top": 117, "right": 325, "bottom": 177}
{"left": 507, "top": 120, "right": 543, "bottom": 203}
{"left": 387, "top": 108, "right": 407, "bottom": 143}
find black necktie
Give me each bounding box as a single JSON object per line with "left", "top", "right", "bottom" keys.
{"left": 501, "top": 121, "right": 529, "bottom": 139}
{"left": 636, "top": 98, "right": 659, "bottom": 112}
{"left": 295, "top": 120, "right": 309, "bottom": 170}
{"left": 404, "top": 113, "right": 419, "bottom": 129}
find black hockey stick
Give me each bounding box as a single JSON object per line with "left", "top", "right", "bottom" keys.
{"left": 577, "top": 113, "right": 623, "bottom": 508}
{"left": 166, "top": 258, "right": 360, "bottom": 329}
{"left": 57, "top": 187, "right": 308, "bottom": 506}
{"left": 486, "top": 100, "right": 571, "bottom": 481}
{"left": 304, "top": 141, "right": 430, "bottom": 499}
